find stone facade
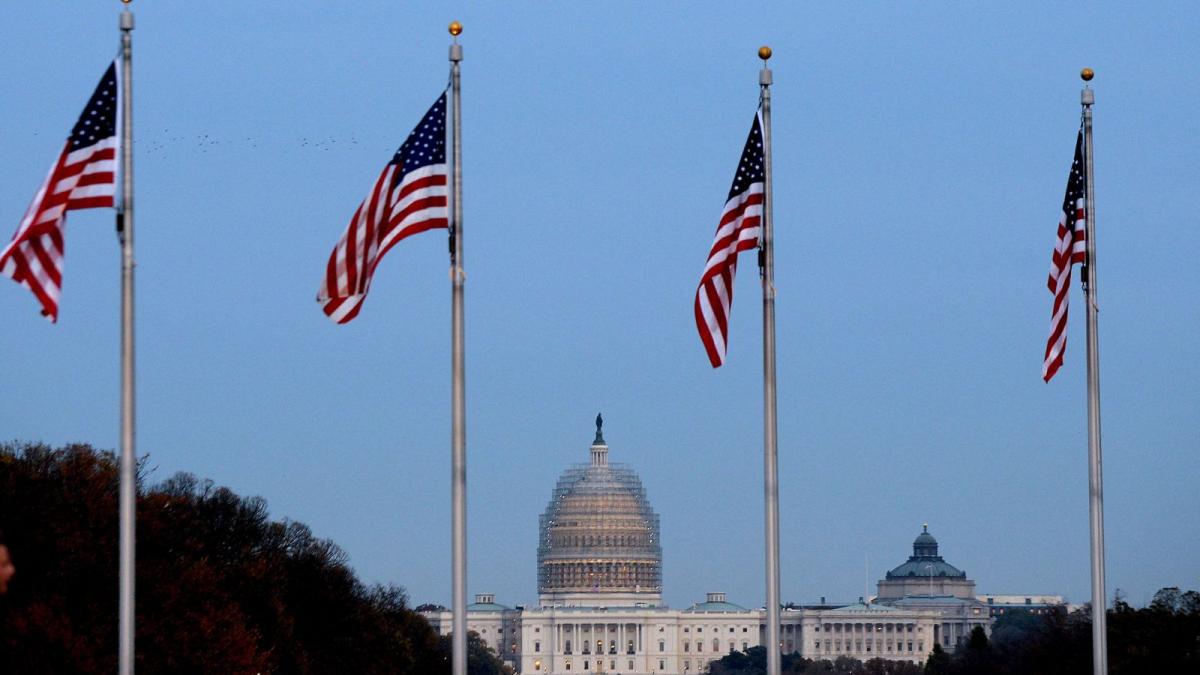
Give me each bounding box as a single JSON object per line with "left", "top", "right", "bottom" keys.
{"left": 423, "top": 593, "right": 940, "bottom": 674}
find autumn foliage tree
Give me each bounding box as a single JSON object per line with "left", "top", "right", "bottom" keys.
{"left": 0, "top": 441, "right": 449, "bottom": 673}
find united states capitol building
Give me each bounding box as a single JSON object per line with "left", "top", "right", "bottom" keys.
{"left": 423, "top": 420, "right": 1060, "bottom": 674}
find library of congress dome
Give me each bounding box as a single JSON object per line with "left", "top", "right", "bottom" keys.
{"left": 536, "top": 414, "right": 663, "bottom": 606}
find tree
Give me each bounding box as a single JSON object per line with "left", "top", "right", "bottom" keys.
{"left": 0, "top": 442, "right": 445, "bottom": 674}
{"left": 438, "top": 631, "right": 511, "bottom": 675}
{"left": 864, "top": 658, "right": 921, "bottom": 675}
{"left": 831, "top": 655, "right": 861, "bottom": 673}
{"left": 1149, "top": 586, "right": 1182, "bottom": 613}
{"left": 960, "top": 625, "right": 999, "bottom": 675}
{"left": 924, "top": 643, "right": 951, "bottom": 675}
{"left": 710, "top": 645, "right": 764, "bottom": 674}
{"left": 710, "top": 645, "right": 761, "bottom": 674}
{"left": 1181, "top": 590, "right": 1200, "bottom": 616}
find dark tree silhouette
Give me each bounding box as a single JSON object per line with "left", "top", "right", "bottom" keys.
{"left": 437, "top": 631, "right": 511, "bottom": 675}
{"left": 924, "top": 643, "right": 951, "bottom": 675}
{"left": 710, "top": 647, "right": 921, "bottom": 674}
{"left": 0, "top": 441, "right": 445, "bottom": 673}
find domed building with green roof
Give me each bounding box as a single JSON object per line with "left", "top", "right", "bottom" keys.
{"left": 876, "top": 524, "right": 976, "bottom": 600}
{"left": 874, "top": 524, "right": 993, "bottom": 651}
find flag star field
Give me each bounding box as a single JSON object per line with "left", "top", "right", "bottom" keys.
{"left": 70, "top": 63, "right": 118, "bottom": 150}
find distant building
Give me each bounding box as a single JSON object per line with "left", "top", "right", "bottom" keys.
{"left": 423, "top": 420, "right": 1049, "bottom": 673}
{"left": 976, "top": 594, "right": 1066, "bottom": 618}
{"left": 876, "top": 524, "right": 975, "bottom": 600}
{"left": 875, "top": 525, "right": 988, "bottom": 649}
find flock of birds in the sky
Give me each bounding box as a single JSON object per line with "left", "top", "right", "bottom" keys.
{"left": 24, "top": 130, "right": 379, "bottom": 155}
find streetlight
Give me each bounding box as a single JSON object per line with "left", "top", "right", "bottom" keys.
{"left": 923, "top": 563, "right": 935, "bottom": 597}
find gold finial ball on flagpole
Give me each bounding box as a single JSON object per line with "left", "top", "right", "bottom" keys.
{"left": 449, "top": 21, "right": 463, "bottom": 36}
{"left": 121, "top": 0, "right": 132, "bottom": 4}
{"left": 758, "top": 45, "right": 772, "bottom": 61}
{"left": 1081, "top": 68, "right": 1094, "bottom": 81}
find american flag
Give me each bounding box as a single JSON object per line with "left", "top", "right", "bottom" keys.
{"left": 1, "top": 61, "right": 120, "bottom": 322}
{"left": 1043, "top": 130, "right": 1087, "bottom": 382}
{"left": 695, "top": 110, "right": 765, "bottom": 368}
{"left": 318, "top": 92, "right": 449, "bottom": 323}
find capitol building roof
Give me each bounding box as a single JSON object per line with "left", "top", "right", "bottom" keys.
{"left": 537, "top": 414, "right": 663, "bottom": 606}
{"left": 466, "top": 593, "right": 511, "bottom": 612}
{"left": 682, "top": 592, "right": 749, "bottom": 613}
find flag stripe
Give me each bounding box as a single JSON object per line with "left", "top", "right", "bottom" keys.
{"left": 1043, "top": 131, "right": 1087, "bottom": 382}
{"left": 317, "top": 93, "right": 449, "bottom": 324}
{"left": 695, "top": 110, "right": 766, "bottom": 367}
{"left": 1, "top": 61, "right": 120, "bottom": 321}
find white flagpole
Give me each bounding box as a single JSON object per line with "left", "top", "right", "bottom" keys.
{"left": 117, "top": 3, "right": 137, "bottom": 674}
{"left": 757, "top": 45, "right": 782, "bottom": 675}
{"left": 447, "top": 20, "right": 468, "bottom": 675}
{"left": 1079, "top": 67, "right": 1109, "bottom": 675}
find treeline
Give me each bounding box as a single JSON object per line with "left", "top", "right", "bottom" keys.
{"left": 709, "top": 647, "right": 922, "bottom": 674}
{"left": 711, "top": 589, "right": 1200, "bottom": 675}
{"left": 926, "top": 589, "right": 1200, "bottom": 675}
{"left": 0, "top": 441, "right": 507, "bottom": 674}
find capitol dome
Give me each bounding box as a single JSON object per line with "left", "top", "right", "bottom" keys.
{"left": 537, "top": 415, "right": 663, "bottom": 607}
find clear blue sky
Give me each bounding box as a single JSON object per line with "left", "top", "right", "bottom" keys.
{"left": 2, "top": 1, "right": 1197, "bottom": 610}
